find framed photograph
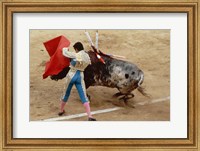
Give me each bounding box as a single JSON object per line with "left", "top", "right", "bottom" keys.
{"left": 0, "top": 0, "right": 199, "bottom": 150}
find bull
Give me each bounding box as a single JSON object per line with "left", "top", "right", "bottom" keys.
{"left": 50, "top": 48, "right": 148, "bottom": 105}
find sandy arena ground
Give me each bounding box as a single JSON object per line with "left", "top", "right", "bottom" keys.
{"left": 30, "top": 30, "right": 170, "bottom": 121}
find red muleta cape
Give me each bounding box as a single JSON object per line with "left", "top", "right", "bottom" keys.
{"left": 43, "top": 35, "right": 70, "bottom": 79}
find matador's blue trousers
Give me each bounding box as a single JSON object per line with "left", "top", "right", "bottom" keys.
{"left": 62, "top": 70, "right": 89, "bottom": 104}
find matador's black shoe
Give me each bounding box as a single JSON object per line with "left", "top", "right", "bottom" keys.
{"left": 88, "top": 117, "right": 96, "bottom": 121}
{"left": 58, "top": 110, "right": 65, "bottom": 116}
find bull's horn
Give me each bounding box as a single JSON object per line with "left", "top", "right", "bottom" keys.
{"left": 85, "top": 30, "right": 94, "bottom": 47}
{"left": 95, "top": 30, "right": 99, "bottom": 52}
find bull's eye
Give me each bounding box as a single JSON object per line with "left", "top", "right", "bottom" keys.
{"left": 125, "top": 74, "right": 129, "bottom": 79}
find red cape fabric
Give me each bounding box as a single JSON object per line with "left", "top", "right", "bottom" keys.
{"left": 43, "top": 35, "right": 70, "bottom": 79}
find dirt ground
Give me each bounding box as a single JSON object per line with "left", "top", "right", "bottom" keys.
{"left": 30, "top": 30, "right": 170, "bottom": 121}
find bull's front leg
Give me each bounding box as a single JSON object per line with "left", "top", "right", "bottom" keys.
{"left": 118, "top": 93, "right": 134, "bottom": 101}
{"left": 112, "top": 92, "right": 135, "bottom": 107}
{"left": 113, "top": 92, "right": 124, "bottom": 98}
{"left": 119, "top": 93, "right": 135, "bottom": 108}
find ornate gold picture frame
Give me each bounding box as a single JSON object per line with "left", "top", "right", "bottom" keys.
{"left": 0, "top": 0, "right": 199, "bottom": 150}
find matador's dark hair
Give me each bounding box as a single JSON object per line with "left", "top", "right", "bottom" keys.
{"left": 73, "top": 42, "right": 84, "bottom": 51}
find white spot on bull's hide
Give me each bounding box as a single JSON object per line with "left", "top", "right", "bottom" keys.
{"left": 110, "top": 66, "right": 128, "bottom": 88}
{"left": 113, "top": 67, "right": 122, "bottom": 76}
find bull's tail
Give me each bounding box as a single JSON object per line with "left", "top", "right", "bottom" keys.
{"left": 137, "top": 71, "right": 151, "bottom": 98}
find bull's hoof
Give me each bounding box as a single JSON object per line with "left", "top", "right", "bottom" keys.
{"left": 124, "top": 101, "right": 135, "bottom": 108}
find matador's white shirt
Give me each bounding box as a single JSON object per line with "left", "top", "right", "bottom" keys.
{"left": 62, "top": 48, "right": 91, "bottom": 75}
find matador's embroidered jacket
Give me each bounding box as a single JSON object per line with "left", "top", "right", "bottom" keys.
{"left": 61, "top": 48, "right": 91, "bottom": 104}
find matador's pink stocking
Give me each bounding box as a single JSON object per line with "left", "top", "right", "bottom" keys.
{"left": 83, "top": 102, "right": 93, "bottom": 118}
